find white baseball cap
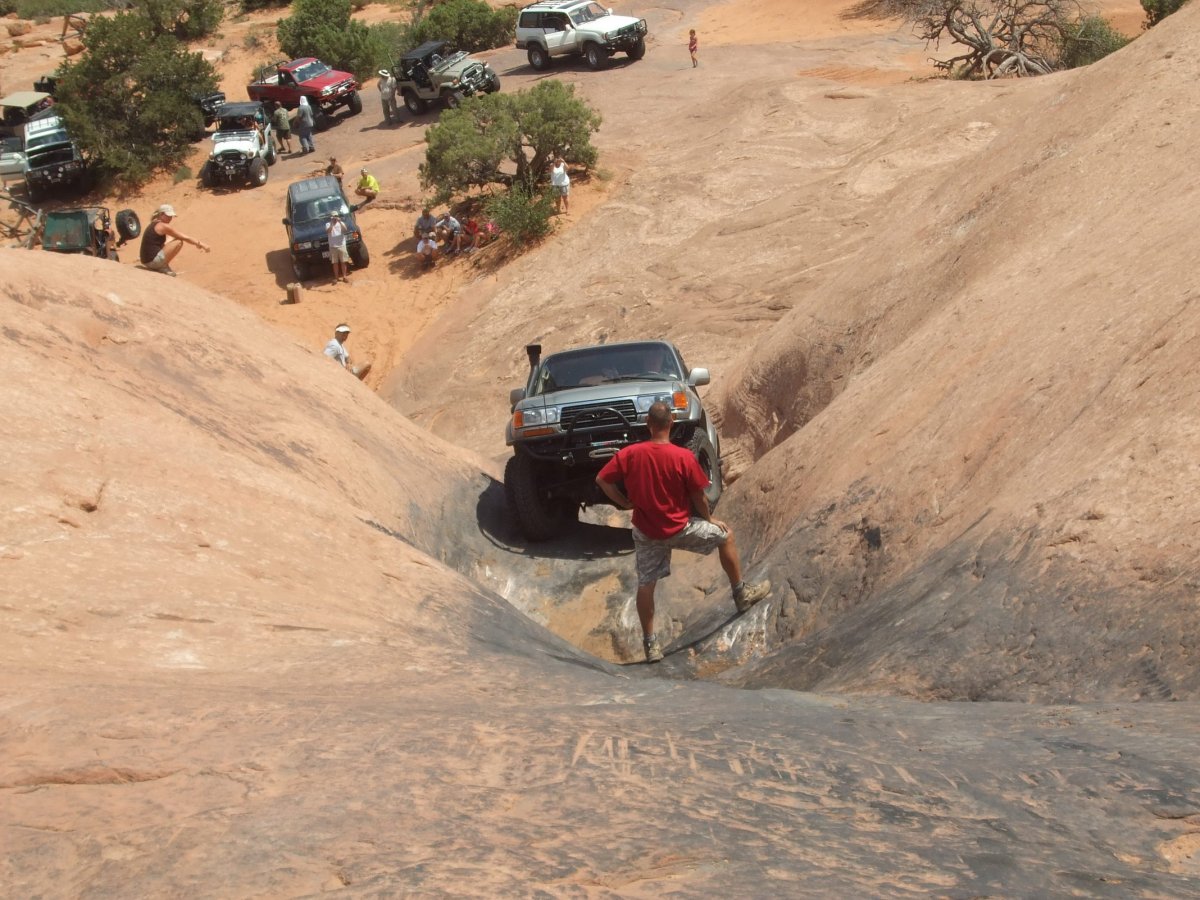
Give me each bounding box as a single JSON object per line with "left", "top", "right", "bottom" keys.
{"left": 334, "top": 324, "right": 351, "bottom": 334}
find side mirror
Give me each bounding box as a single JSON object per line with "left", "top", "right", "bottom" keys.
{"left": 509, "top": 388, "right": 526, "bottom": 409}
{"left": 688, "top": 367, "right": 710, "bottom": 387}
{"left": 282, "top": 217, "right": 291, "bottom": 226}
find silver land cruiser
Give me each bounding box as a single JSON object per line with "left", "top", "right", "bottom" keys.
{"left": 504, "top": 340, "right": 721, "bottom": 541}
{"left": 515, "top": 0, "right": 648, "bottom": 71}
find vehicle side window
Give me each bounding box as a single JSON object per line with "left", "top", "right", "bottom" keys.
{"left": 548, "top": 14, "right": 569, "bottom": 31}
{"left": 518, "top": 12, "right": 540, "bottom": 27}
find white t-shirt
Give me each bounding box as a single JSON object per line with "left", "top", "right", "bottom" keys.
{"left": 417, "top": 237, "right": 437, "bottom": 255}
{"left": 550, "top": 163, "right": 569, "bottom": 188}
{"left": 327, "top": 220, "right": 347, "bottom": 249}
{"left": 324, "top": 338, "right": 349, "bottom": 366}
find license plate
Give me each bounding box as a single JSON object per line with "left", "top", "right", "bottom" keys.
{"left": 321, "top": 251, "right": 329, "bottom": 259}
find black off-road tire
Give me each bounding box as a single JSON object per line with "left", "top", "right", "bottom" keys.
{"left": 527, "top": 45, "right": 551, "bottom": 71}
{"left": 115, "top": 209, "right": 141, "bottom": 241}
{"left": 249, "top": 156, "right": 268, "bottom": 187}
{"left": 313, "top": 108, "right": 332, "bottom": 132}
{"left": 584, "top": 43, "right": 609, "bottom": 70}
{"left": 200, "top": 162, "right": 217, "bottom": 188}
{"left": 403, "top": 90, "right": 426, "bottom": 115}
{"left": 505, "top": 453, "right": 574, "bottom": 542}
{"left": 444, "top": 90, "right": 465, "bottom": 110}
{"left": 347, "top": 91, "right": 363, "bottom": 115}
{"left": 349, "top": 240, "right": 369, "bottom": 269}
{"left": 687, "top": 429, "right": 723, "bottom": 510}
{"left": 265, "top": 143, "right": 277, "bottom": 165}
{"left": 487, "top": 73, "right": 501, "bottom": 93}
{"left": 291, "top": 256, "right": 310, "bottom": 282}
{"left": 628, "top": 38, "right": 646, "bottom": 60}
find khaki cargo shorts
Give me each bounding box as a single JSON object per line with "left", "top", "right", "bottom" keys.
{"left": 632, "top": 518, "right": 728, "bottom": 585}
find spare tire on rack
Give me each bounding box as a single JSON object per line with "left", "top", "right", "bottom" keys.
{"left": 115, "top": 209, "right": 141, "bottom": 242}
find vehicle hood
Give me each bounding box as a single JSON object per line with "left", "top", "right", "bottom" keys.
{"left": 438, "top": 56, "right": 491, "bottom": 77}
{"left": 299, "top": 69, "right": 355, "bottom": 90}
{"left": 290, "top": 214, "right": 360, "bottom": 244}
{"left": 210, "top": 131, "right": 259, "bottom": 154}
{"left": 587, "top": 13, "right": 643, "bottom": 31}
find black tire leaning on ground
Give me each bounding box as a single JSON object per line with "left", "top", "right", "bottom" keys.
{"left": 527, "top": 44, "right": 551, "bottom": 71}
{"left": 505, "top": 453, "right": 575, "bottom": 542}
{"left": 115, "top": 209, "right": 140, "bottom": 241}
{"left": 347, "top": 92, "right": 362, "bottom": 115}
{"left": 349, "top": 241, "right": 369, "bottom": 269}
{"left": 313, "top": 107, "right": 331, "bottom": 132}
{"left": 687, "top": 428, "right": 722, "bottom": 510}
{"left": 265, "top": 143, "right": 277, "bottom": 165}
{"left": 628, "top": 38, "right": 646, "bottom": 60}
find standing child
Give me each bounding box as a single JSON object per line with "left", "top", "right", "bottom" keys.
{"left": 689, "top": 29, "right": 698, "bottom": 68}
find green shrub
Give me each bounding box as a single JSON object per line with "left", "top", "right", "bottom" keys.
{"left": 403, "top": 0, "right": 517, "bottom": 53}
{"left": 173, "top": 165, "right": 192, "bottom": 183}
{"left": 420, "top": 79, "right": 600, "bottom": 202}
{"left": 240, "top": 0, "right": 289, "bottom": 11}
{"left": 1141, "top": 0, "right": 1190, "bottom": 25}
{"left": 140, "top": 0, "right": 224, "bottom": 39}
{"left": 277, "top": 0, "right": 389, "bottom": 79}
{"left": 485, "top": 184, "right": 554, "bottom": 246}
{"left": 1057, "top": 15, "right": 1130, "bottom": 68}
{"left": 53, "top": 11, "right": 219, "bottom": 186}
{"left": 14, "top": 0, "right": 111, "bottom": 16}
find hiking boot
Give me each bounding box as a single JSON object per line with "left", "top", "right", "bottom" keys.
{"left": 734, "top": 580, "right": 771, "bottom": 614}
{"left": 643, "top": 634, "right": 664, "bottom": 664}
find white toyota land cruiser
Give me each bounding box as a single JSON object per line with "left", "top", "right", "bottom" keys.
{"left": 515, "top": 0, "right": 648, "bottom": 71}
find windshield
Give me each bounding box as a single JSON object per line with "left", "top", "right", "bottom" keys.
{"left": 532, "top": 343, "right": 681, "bottom": 395}
{"left": 25, "top": 129, "right": 69, "bottom": 152}
{"left": 570, "top": 2, "right": 610, "bottom": 24}
{"left": 293, "top": 195, "right": 350, "bottom": 223}
{"left": 291, "top": 61, "right": 331, "bottom": 83}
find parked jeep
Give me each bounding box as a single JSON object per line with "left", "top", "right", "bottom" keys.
{"left": 282, "top": 175, "right": 369, "bottom": 281}
{"left": 200, "top": 101, "right": 275, "bottom": 189}
{"left": 247, "top": 58, "right": 361, "bottom": 130}
{"left": 393, "top": 40, "right": 502, "bottom": 115}
{"left": 515, "top": 0, "right": 648, "bottom": 71}
{"left": 504, "top": 340, "right": 721, "bottom": 541}
{"left": 22, "top": 115, "right": 85, "bottom": 202}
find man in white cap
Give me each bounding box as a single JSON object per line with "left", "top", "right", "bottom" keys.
{"left": 323, "top": 323, "right": 371, "bottom": 380}
{"left": 377, "top": 69, "right": 397, "bottom": 125}
{"left": 138, "top": 204, "right": 209, "bottom": 276}
{"left": 325, "top": 210, "right": 350, "bottom": 284}
{"left": 354, "top": 167, "right": 380, "bottom": 205}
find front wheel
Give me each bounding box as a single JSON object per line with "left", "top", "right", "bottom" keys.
{"left": 346, "top": 91, "right": 363, "bottom": 115}
{"left": 249, "top": 157, "right": 268, "bottom": 187}
{"left": 584, "top": 43, "right": 609, "bottom": 70}
{"left": 291, "top": 256, "right": 310, "bottom": 282}
{"left": 444, "top": 90, "right": 464, "bottom": 110}
{"left": 505, "top": 453, "right": 574, "bottom": 542}
{"left": 349, "top": 241, "right": 369, "bottom": 269}
{"left": 527, "top": 45, "right": 551, "bottom": 71}
{"left": 687, "top": 429, "right": 723, "bottom": 510}
{"left": 487, "top": 73, "right": 501, "bottom": 93}
{"left": 200, "top": 162, "right": 217, "bottom": 188}
{"left": 628, "top": 38, "right": 646, "bottom": 60}
{"left": 313, "top": 108, "right": 331, "bottom": 132}
{"left": 403, "top": 90, "right": 426, "bottom": 115}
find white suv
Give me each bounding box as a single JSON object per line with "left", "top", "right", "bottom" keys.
{"left": 515, "top": 0, "right": 648, "bottom": 71}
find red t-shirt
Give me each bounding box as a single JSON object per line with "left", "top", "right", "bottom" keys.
{"left": 598, "top": 441, "right": 709, "bottom": 540}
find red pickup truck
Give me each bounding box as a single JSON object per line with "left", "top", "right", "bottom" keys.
{"left": 246, "top": 58, "right": 362, "bottom": 129}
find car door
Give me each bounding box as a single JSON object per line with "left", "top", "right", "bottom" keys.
{"left": 543, "top": 14, "right": 574, "bottom": 55}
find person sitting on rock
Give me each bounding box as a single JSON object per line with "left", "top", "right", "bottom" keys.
{"left": 325, "top": 157, "right": 344, "bottom": 187}
{"left": 355, "top": 168, "right": 380, "bottom": 205}
{"left": 323, "top": 323, "right": 371, "bottom": 380}
{"left": 435, "top": 211, "right": 464, "bottom": 254}
{"left": 413, "top": 207, "right": 437, "bottom": 241}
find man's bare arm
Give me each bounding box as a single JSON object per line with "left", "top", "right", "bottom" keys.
{"left": 690, "top": 489, "right": 728, "bottom": 532}
{"left": 596, "top": 476, "right": 632, "bottom": 510}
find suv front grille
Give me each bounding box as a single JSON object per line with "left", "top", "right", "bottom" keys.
{"left": 561, "top": 399, "right": 638, "bottom": 431}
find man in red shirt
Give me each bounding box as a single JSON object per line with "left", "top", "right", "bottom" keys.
{"left": 597, "top": 401, "right": 770, "bottom": 662}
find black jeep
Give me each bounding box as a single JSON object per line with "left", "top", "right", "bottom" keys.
{"left": 282, "top": 175, "right": 369, "bottom": 281}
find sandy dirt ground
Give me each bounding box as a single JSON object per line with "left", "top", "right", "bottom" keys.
{"left": 4, "top": 0, "right": 1200, "bottom": 894}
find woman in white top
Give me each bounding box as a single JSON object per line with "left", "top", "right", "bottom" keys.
{"left": 550, "top": 156, "right": 570, "bottom": 214}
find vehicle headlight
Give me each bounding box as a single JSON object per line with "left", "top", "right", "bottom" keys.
{"left": 514, "top": 407, "right": 560, "bottom": 428}
{"left": 636, "top": 390, "right": 689, "bottom": 412}
{"left": 321, "top": 85, "right": 335, "bottom": 95}
{"left": 604, "top": 30, "right": 614, "bottom": 40}
{"left": 296, "top": 241, "right": 314, "bottom": 250}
